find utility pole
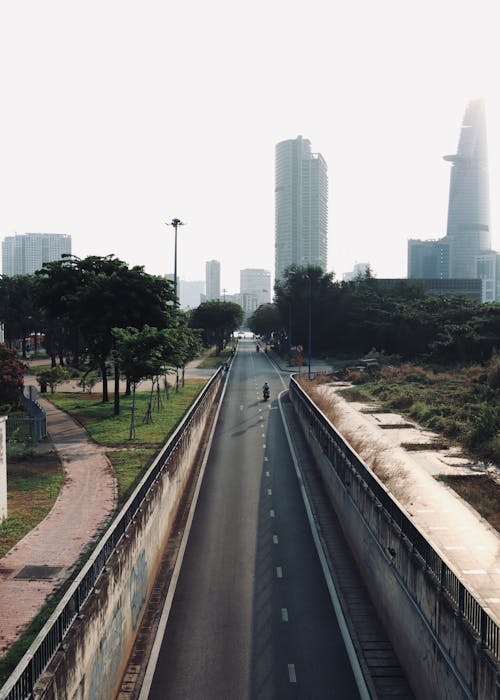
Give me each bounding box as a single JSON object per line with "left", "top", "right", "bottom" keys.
{"left": 166, "top": 218, "right": 185, "bottom": 304}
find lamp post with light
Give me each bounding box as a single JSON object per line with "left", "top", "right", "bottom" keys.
{"left": 167, "top": 218, "right": 185, "bottom": 305}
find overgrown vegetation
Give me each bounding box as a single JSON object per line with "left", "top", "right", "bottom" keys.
{"left": 436, "top": 474, "right": 500, "bottom": 532}
{"left": 338, "top": 358, "right": 500, "bottom": 463}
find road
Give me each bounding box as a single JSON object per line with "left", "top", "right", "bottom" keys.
{"left": 144, "top": 339, "right": 361, "bottom": 699}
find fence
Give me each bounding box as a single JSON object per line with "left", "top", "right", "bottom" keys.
{"left": 289, "top": 375, "right": 500, "bottom": 663}
{"left": 0, "top": 367, "right": 223, "bottom": 700}
{"left": 6, "top": 389, "right": 47, "bottom": 442}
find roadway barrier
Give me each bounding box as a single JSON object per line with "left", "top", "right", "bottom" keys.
{"left": 289, "top": 375, "right": 499, "bottom": 700}
{"left": 0, "top": 368, "right": 223, "bottom": 700}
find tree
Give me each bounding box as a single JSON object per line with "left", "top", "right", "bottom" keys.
{"left": 35, "top": 366, "right": 70, "bottom": 393}
{"left": 248, "top": 303, "right": 282, "bottom": 339}
{"left": 36, "top": 255, "right": 177, "bottom": 411}
{"left": 0, "top": 275, "right": 41, "bottom": 357}
{"left": 189, "top": 301, "right": 243, "bottom": 353}
{"left": 0, "top": 344, "right": 28, "bottom": 406}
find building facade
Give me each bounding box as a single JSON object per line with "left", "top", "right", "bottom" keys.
{"left": 240, "top": 268, "right": 271, "bottom": 310}
{"left": 205, "top": 260, "right": 221, "bottom": 301}
{"left": 408, "top": 99, "right": 499, "bottom": 301}
{"left": 443, "top": 98, "right": 491, "bottom": 279}
{"left": 2, "top": 233, "right": 72, "bottom": 276}
{"left": 275, "top": 136, "right": 328, "bottom": 282}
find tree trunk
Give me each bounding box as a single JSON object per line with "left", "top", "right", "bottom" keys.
{"left": 99, "top": 359, "right": 109, "bottom": 402}
{"left": 113, "top": 361, "right": 120, "bottom": 416}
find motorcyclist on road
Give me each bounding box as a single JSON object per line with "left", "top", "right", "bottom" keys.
{"left": 262, "top": 382, "right": 270, "bottom": 400}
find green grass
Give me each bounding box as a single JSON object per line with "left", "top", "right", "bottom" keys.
{"left": 48, "top": 381, "right": 207, "bottom": 445}
{"left": 0, "top": 455, "right": 64, "bottom": 559}
{"left": 106, "top": 449, "right": 156, "bottom": 506}
{"left": 197, "top": 343, "right": 235, "bottom": 369}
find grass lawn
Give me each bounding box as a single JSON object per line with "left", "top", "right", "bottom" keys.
{"left": 49, "top": 380, "right": 207, "bottom": 446}
{"left": 0, "top": 454, "right": 63, "bottom": 559}
{"left": 197, "top": 343, "right": 235, "bottom": 369}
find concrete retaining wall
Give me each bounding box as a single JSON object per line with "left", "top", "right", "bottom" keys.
{"left": 33, "top": 376, "right": 221, "bottom": 700}
{"left": 290, "top": 386, "right": 499, "bottom": 700}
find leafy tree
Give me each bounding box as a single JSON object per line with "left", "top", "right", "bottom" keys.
{"left": 36, "top": 255, "right": 176, "bottom": 410}
{"left": 0, "top": 344, "right": 27, "bottom": 406}
{"left": 248, "top": 303, "right": 282, "bottom": 339}
{"left": 189, "top": 301, "right": 243, "bottom": 353}
{"left": 0, "top": 275, "right": 41, "bottom": 357}
{"left": 34, "top": 366, "right": 70, "bottom": 393}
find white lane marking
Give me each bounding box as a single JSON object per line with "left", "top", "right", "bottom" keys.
{"left": 281, "top": 608, "right": 288, "bottom": 621}
{"left": 261, "top": 433, "right": 265, "bottom": 438}
{"left": 276, "top": 567, "right": 283, "bottom": 578}
{"left": 273, "top": 534, "right": 278, "bottom": 544}
{"left": 463, "top": 569, "right": 487, "bottom": 575}
{"left": 266, "top": 471, "right": 270, "bottom": 477}
{"left": 240, "top": 405, "right": 244, "bottom": 411}
{"left": 270, "top": 509, "right": 275, "bottom": 517}
{"left": 262, "top": 443, "right": 266, "bottom": 449}
{"left": 267, "top": 488, "right": 272, "bottom": 496}
{"left": 264, "top": 456, "right": 269, "bottom": 462}
{"left": 288, "top": 664, "right": 297, "bottom": 683}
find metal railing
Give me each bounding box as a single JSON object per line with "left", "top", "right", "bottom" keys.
{"left": 6, "top": 389, "right": 47, "bottom": 442}
{"left": 289, "top": 375, "right": 500, "bottom": 663}
{"left": 0, "top": 368, "right": 223, "bottom": 700}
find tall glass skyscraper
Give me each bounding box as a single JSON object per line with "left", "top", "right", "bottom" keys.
{"left": 443, "top": 98, "right": 491, "bottom": 278}
{"left": 274, "top": 136, "right": 328, "bottom": 283}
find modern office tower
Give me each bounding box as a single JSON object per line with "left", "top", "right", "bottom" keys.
{"left": 1, "top": 233, "right": 71, "bottom": 276}
{"left": 240, "top": 268, "right": 271, "bottom": 309}
{"left": 205, "top": 260, "right": 221, "bottom": 301}
{"left": 275, "top": 135, "right": 328, "bottom": 282}
{"left": 443, "top": 98, "right": 491, "bottom": 279}
{"left": 407, "top": 239, "right": 450, "bottom": 279}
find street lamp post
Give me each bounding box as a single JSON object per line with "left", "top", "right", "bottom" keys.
{"left": 167, "top": 218, "right": 185, "bottom": 304}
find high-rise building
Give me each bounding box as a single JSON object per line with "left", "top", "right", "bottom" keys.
{"left": 407, "top": 239, "right": 449, "bottom": 279}
{"left": 275, "top": 136, "right": 328, "bottom": 282}
{"left": 205, "top": 260, "right": 221, "bottom": 301}
{"left": 240, "top": 268, "right": 271, "bottom": 309}
{"left": 2, "top": 233, "right": 71, "bottom": 276}
{"left": 443, "top": 98, "right": 491, "bottom": 278}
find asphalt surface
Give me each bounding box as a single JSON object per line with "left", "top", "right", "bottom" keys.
{"left": 145, "top": 340, "right": 361, "bottom": 699}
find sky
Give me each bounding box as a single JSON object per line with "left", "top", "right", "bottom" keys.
{"left": 1, "top": 0, "right": 499, "bottom": 295}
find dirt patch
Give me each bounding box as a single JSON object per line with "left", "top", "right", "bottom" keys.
{"left": 438, "top": 474, "right": 500, "bottom": 533}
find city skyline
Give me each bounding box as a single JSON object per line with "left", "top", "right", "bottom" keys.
{"left": 1, "top": 1, "right": 500, "bottom": 294}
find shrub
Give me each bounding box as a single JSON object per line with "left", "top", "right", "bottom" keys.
{"left": 464, "top": 407, "right": 497, "bottom": 448}
{"left": 35, "top": 366, "right": 70, "bottom": 393}
{"left": 487, "top": 353, "right": 500, "bottom": 389}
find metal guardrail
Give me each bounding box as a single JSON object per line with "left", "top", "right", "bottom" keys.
{"left": 6, "top": 390, "right": 47, "bottom": 442}
{"left": 289, "top": 375, "right": 500, "bottom": 663}
{"left": 0, "top": 368, "right": 223, "bottom": 700}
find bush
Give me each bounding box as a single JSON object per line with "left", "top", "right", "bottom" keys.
{"left": 464, "top": 407, "right": 498, "bottom": 448}
{"left": 35, "top": 366, "right": 70, "bottom": 393}
{"left": 487, "top": 353, "right": 500, "bottom": 389}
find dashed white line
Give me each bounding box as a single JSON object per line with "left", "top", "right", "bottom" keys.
{"left": 266, "top": 471, "right": 270, "bottom": 477}
{"left": 288, "top": 664, "right": 296, "bottom": 683}
{"left": 264, "top": 456, "right": 269, "bottom": 462}
{"left": 463, "top": 569, "right": 487, "bottom": 575}
{"left": 270, "top": 509, "right": 275, "bottom": 518}
{"left": 276, "top": 567, "right": 283, "bottom": 578}
{"left": 267, "top": 488, "right": 272, "bottom": 496}
{"left": 273, "top": 534, "right": 278, "bottom": 544}
{"left": 281, "top": 607, "right": 288, "bottom": 621}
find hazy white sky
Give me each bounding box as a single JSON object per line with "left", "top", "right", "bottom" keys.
{"left": 1, "top": 0, "right": 499, "bottom": 294}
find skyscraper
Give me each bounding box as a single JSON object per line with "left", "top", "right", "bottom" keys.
{"left": 443, "top": 98, "right": 491, "bottom": 278}
{"left": 205, "top": 260, "right": 221, "bottom": 301}
{"left": 275, "top": 136, "right": 328, "bottom": 283}
{"left": 2, "top": 233, "right": 72, "bottom": 276}
{"left": 240, "top": 268, "right": 271, "bottom": 308}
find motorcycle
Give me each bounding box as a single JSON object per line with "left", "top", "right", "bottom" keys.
{"left": 263, "top": 386, "right": 270, "bottom": 401}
